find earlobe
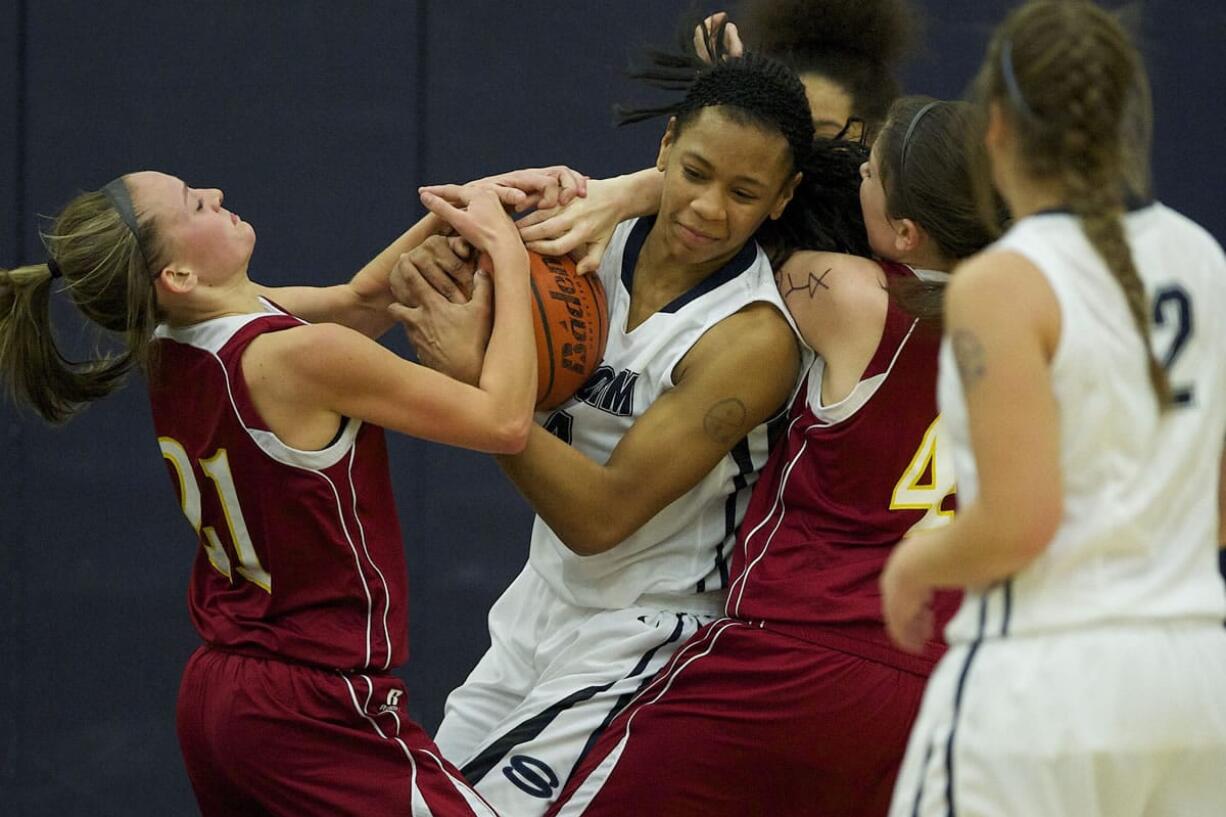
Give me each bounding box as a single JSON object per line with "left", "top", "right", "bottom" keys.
{"left": 895, "top": 218, "right": 924, "bottom": 255}
{"left": 769, "top": 172, "right": 803, "bottom": 220}
{"left": 157, "top": 266, "right": 197, "bottom": 295}
{"left": 657, "top": 118, "right": 677, "bottom": 172}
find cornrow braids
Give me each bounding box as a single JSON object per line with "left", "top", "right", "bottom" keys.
{"left": 976, "top": 0, "right": 1170, "bottom": 406}
{"left": 618, "top": 24, "right": 816, "bottom": 172}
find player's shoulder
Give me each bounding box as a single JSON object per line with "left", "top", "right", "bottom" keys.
{"left": 244, "top": 321, "right": 364, "bottom": 373}
{"left": 678, "top": 300, "right": 799, "bottom": 393}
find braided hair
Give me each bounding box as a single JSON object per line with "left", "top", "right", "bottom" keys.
{"left": 618, "top": 26, "right": 815, "bottom": 173}
{"left": 619, "top": 26, "right": 870, "bottom": 264}
{"left": 974, "top": 0, "right": 1169, "bottom": 405}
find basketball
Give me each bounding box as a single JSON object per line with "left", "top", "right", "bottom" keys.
{"left": 481, "top": 251, "right": 609, "bottom": 411}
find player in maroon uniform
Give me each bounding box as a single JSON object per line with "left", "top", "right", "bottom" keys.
{"left": 508, "top": 96, "right": 999, "bottom": 816}
{"left": 0, "top": 166, "right": 581, "bottom": 816}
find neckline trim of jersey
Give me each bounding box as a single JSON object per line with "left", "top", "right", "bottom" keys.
{"left": 619, "top": 216, "right": 759, "bottom": 315}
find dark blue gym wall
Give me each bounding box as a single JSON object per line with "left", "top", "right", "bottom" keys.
{"left": 1, "top": 2, "right": 1221, "bottom": 814}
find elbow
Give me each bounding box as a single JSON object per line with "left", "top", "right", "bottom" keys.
{"left": 487, "top": 413, "right": 532, "bottom": 455}
{"left": 557, "top": 516, "right": 630, "bottom": 557}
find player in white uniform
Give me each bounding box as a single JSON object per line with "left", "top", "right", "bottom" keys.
{"left": 398, "top": 53, "right": 817, "bottom": 815}
{"left": 880, "top": 3, "right": 1226, "bottom": 816}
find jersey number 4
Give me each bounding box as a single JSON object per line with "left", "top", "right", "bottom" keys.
{"left": 159, "top": 438, "right": 272, "bottom": 592}
{"left": 890, "top": 416, "right": 956, "bottom": 532}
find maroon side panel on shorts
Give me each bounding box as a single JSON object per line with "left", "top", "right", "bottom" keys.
{"left": 545, "top": 620, "right": 928, "bottom": 817}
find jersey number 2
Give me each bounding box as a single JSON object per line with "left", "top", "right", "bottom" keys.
{"left": 159, "top": 438, "right": 272, "bottom": 592}
{"left": 1152, "top": 285, "right": 1194, "bottom": 406}
{"left": 890, "top": 416, "right": 956, "bottom": 532}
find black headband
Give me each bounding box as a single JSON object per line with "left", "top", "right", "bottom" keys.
{"left": 101, "top": 177, "right": 154, "bottom": 275}
{"left": 47, "top": 257, "right": 63, "bottom": 279}
{"left": 1001, "top": 39, "right": 1037, "bottom": 120}
{"left": 900, "top": 101, "right": 941, "bottom": 173}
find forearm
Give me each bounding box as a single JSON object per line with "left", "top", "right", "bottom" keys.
{"left": 900, "top": 500, "right": 1052, "bottom": 590}
{"left": 614, "top": 168, "right": 664, "bottom": 219}
{"left": 472, "top": 242, "right": 537, "bottom": 439}
{"left": 496, "top": 427, "right": 631, "bottom": 555}
{"left": 343, "top": 212, "right": 447, "bottom": 334}
{"left": 259, "top": 212, "right": 445, "bottom": 337}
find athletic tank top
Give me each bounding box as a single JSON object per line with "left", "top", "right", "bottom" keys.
{"left": 728, "top": 261, "right": 959, "bottom": 673}
{"left": 529, "top": 217, "right": 809, "bottom": 610}
{"left": 943, "top": 203, "right": 1226, "bottom": 643}
{"left": 150, "top": 301, "right": 407, "bottom": 671}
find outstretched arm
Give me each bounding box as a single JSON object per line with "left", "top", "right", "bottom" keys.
{"left": 259, "top": 166, "right": 586, "bottom": 336}
{"left": 246, "top": 186, "right": 537, "bottom": 455}
{"left": 496, "top": 303, "right": 799, "bottom": 555}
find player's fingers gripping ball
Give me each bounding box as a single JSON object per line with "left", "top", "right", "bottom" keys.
{"left": 480, "top": 251, "right": 609, "bottom": 411}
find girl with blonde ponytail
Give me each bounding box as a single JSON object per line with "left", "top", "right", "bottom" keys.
{"left": 0, "top": 167, "right": 583, "bottom": 816}
{"left": 881, "top": 2, "right": 1226, "bottom": 815}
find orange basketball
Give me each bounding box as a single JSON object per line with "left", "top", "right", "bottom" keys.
{"left": 526, "top": 252, "right": 608, "bottom": 410}
{"left": 477, "top": 250, "right": 608, "bottom": 410}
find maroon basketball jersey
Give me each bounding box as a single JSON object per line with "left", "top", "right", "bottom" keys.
{"left": 148, "top": 304, "right": 407, "bottom": 672}
{"left": 726, "top": 261, "right": 959, "bottom": 673}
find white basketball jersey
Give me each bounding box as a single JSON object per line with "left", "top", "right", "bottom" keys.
{"left": 529, "top": 217, "right": 807, "bottom": 610}
{"left": 943, "top": 203, "right": 1226, "bottom": 643}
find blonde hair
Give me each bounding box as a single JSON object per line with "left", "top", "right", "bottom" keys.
{"left": 974, "top": 0, "right": 1170, "bottom": 405}
{"left": 0, "top": 179, "right": 165, "bottom": 423}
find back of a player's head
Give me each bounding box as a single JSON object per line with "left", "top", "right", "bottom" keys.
{"left": 975, "top": 0, "right": 1169, "bottom": 406}
{"left": 0, "top": 177, "right": 166, "bottom": 423}
{"left": 620, "top": 50, "right": 815, "bottom": 174}
{"left": 738, "top": 0, "right": 919, "bottom": 138}
{"left": 876, "top": 97, "right": 998, "bottom": 262}
{"left": 976, "top": 0, "right": 1150, "bottom": 202}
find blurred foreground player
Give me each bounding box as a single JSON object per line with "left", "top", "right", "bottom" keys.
{"left": 882, "top": 2, "right": 1226, "bottom": 815}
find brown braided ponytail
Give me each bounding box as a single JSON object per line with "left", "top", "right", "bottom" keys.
{"left": 973, "top": 0, "right": 1171, "bottom": 406}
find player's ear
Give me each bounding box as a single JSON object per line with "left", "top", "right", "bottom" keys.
{"left": 155, "top": 265, "right": 198, "bottom": 295}
{"left": 656, "top": 117, "right": 678, "bottom": 172}
{"left": 769, "top": 172, "right": 803, "bottom": 221}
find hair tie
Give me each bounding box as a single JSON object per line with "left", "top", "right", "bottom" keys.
{"left": 1001, "top": 39, "right": 1038, "bottom": 120}
{"left": 900, "top": 101, "right": 941, "bottom": 173}
{"left": 47, "top": 257, "right": 63, "bottom": 280}
{"left": 101, "top": 177, "right": 155, "bottom": 276}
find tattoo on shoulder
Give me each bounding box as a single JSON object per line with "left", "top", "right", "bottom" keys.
{"left": 781, "top": 268, "right": 832, "bottom": 301}
{"left": 703, "top": 398, "right": 748, "bottom": 445}
{"left": 952, "top": 329, "right": 987, "bottom": 389}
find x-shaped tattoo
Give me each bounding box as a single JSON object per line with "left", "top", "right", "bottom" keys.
{"left": 781, "top": 267, "right": 832, "bottom": 300}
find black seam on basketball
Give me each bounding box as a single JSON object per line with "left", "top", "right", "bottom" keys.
{"left": 582, "top": 274, "right": 607, "bottom": 368}
{"left": 530, "top": 275, "right": 556, "bottom": 405}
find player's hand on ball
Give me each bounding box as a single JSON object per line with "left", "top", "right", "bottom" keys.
{"left": 387, "top": 255, "right": 493, "bottom": 386}
{"left": 391, "top": 235, "right": 476, "bottom": 304}
{"left": 419, "top": 184, "right": 524, "bottom": 262}
{"left": 420, "top": 166, "right": 588, "bottom": 215}
{"left": 517, "top": 176, "right": 626, "bottom": 275}
{"left": 881, "top": 537, "right": 936, "bottom": 654}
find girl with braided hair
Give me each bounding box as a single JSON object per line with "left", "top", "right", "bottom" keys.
{"left": 397, "top": 51, "right": 820, "bottom": 817}
{"left": 882, "top": 2, "right": 1226, "bottom": 815}
{"left": 513, "top": 95, "right": 994, "bottom": 817}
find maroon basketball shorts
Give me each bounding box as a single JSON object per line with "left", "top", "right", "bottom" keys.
{"left": 176, "top": 645, "right": 496, "bottom": 817}
{"left": 545, "top": 618, "right": 929, "bottom": 817}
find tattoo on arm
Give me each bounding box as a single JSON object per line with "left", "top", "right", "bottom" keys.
{"left": 781, "top": 268, "right": 832, "bottom": 301}
{"left": 703, "top": 398, "right": 748, "bottom": 445}
{"left": 952, "top": 329, "right": 987, "bottom": 390}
